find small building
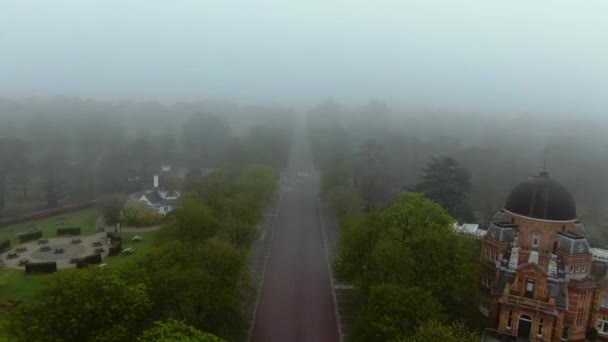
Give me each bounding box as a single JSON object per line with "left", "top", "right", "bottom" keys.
{"left": 131, "top": 175, "right": 182, "bottom": 216}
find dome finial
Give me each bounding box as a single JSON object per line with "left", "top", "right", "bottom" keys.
{"left": 540, "top": 147, "right": 549, "bottom": 176}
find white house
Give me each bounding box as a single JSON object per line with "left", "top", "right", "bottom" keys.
{"left": 132, "top": 175, "right": 182, "bottom": 216}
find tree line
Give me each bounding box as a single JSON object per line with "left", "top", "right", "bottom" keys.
{"left": 0, "top": 97, "right": 292, "bottom": 218}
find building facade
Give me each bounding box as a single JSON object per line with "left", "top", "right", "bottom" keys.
{"left": 480, "top": 170, "right": 608, "bottom": 341}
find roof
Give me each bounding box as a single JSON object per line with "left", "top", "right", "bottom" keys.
{"left": 504, "top": 170, "right": 576, "bottom": 221}
{"left": 143, "top": 191, "right": 163, "bottom": 205}
{"left": 486, "top": 221, "right": 517, "bottom": 243}
{"left": 557, "top": 232, "right": 590, "bottom": 255}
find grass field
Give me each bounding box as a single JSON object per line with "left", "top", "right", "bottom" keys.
{"left": 0, "top": 229, "right": 161, "bottom": 301}
{"left": 0, "top": 208, "right": 100, "bottom": 247}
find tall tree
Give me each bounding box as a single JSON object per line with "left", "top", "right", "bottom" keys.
{"left": 414, "top": 156, "right": 475, "bottom": 222}
{"left": 0, "top": 138, "right": 27, "bottom": 213}
{"left": 181, "top": 113, "right": 231, "bottom": 170}
{"left": 354, "top": 139, "right": 390, "bottom": 210}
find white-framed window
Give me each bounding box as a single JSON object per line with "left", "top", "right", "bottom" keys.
{"left": 479, "top": 296, "right": 490, "bottom": 317}
{"left": 561, "top": 327, "right": 569, "bottom": 341}
{"left": 506, "top": 310, "right": 513, "bottom": 329}
{"left": 532, "top": 233, "right": 540, "bottom": 247}
{"left": 538, "top": 317, "right": 544, "bottom": 337}
{"left": 582, "top": 263, "right": 587, "bottom": 272}
{"left": 597, "top": 317, "right": 608, "bottom": 334}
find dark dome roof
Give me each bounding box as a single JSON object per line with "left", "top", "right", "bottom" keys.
{"left": 505, "top": 171, "right": 576, "bottom": 221}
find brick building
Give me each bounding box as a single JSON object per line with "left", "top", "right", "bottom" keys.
{"left": 480, "top": 170, "right": 608, "bottom": 341}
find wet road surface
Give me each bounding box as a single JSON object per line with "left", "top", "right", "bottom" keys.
{"left": 250, "top": 127, "right": 340, "bottom": 342}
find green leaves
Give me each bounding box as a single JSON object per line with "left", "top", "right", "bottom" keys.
{"left": 137, "top": 319, "right": 225, "bottom": 342}
{"left": 334, "top": 193, "right": 480, "bottom": 341}
{"left": 7, "top": 269, "right": 151, "bottom": 342}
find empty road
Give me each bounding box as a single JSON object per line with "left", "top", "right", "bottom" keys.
{"left": 250, "top": 126, "right": 340, "bottom": 342}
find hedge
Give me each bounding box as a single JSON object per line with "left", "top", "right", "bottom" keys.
{"left": 19, "top": 231, "right": 42, "bottom": 243}
{"left": 0, "top": 240, "right": 9, "bottom": 253}
{"left": 25, "top": 262, "right": 57, "bottom": 274}
{"left": 108, "top": 242, "right": 123, "bottom": 256}
{"left": 84, "top": 253, "right": 102, "bottom": 264}
{"left": 57, "top": 227, "right": 81, "bottom": 236}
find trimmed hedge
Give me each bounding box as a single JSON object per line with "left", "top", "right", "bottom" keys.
{"left": 84, "top": 253, "right": 102, "bottom": 264}
{"left": 19, "top": 231, "right": 42, "bottom": 243}
{"left": 57, "top": 227, "right": 81, "bottom": 236}
{"left": 0, "top": 240, "right": 9, "bottom": 253}
{"left": 25, "top": 262, "right": 57, "bottom": 274}
{"left": 108, "top": 242, "right": 123, "bottom": 256}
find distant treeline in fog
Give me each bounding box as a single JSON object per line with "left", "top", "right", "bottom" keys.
{"left": 307, "top": 100, "right": 608, "bottom": 246}
{"left": 0, "top": 97, "right": 292, "bottom": 217}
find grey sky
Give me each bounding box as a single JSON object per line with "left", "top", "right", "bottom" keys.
{"left": 1, "top": 0, "right": 607, "bottom": 115}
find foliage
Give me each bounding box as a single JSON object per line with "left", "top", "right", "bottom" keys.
{"left": 413, "top": 156, "right": 475, "bottom": 223}
{"left": 120, "top": 199, "right": 162, "bottom": 227}
{"left": 125, "top": 239, "right": 253, "bottom": 341}
{"left": 334, "top": 193, "right": 481, "bottom": 337}
{"left": 137, "top": 319, "right": 224, "bottom": 342}
{"left": 6, "top": 269, "right": 151, "bottom": 342}
{"left": 353, "top": 285, "right": 445, "bottom": 341}
{"left": 99, "top": 194, "right": 126, "bottom": 225}
{"left": 403, "top": 320, "right": 478, "bottom": 342}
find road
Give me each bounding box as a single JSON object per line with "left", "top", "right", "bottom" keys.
{"left": 250, "top": 126, "right": 340, "bottom": 342}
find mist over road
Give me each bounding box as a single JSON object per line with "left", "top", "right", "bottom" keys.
{"left": 250, "top": 125, "right": 340, "bottom": 342}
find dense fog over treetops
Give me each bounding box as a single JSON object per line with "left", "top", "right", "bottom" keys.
{"left": 1, "top": 1, "right": 608, "bottom": 242}
{"left": 2, "top": 0, "right": 608, "bottom": 115}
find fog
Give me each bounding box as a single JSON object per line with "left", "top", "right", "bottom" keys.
{"left": 2, "top": 0, "right": 607, "bottom": 115}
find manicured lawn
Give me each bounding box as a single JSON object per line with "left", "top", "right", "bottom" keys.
{"left": 0, "top": 268, "right": 53, "bottom": 300}
{"left": 0, "top": 230, "right": 161, "bottom": 301}
{"left": 103, "top": 230, "right": 161, "bottom": 269}
{"left": 0, "top": 208, "right": 100, "bottom": 247}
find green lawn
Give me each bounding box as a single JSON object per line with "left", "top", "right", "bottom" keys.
{"left": 103, "top": 230, "right": 161, "bottom": 269}
{"left": 0, "top": 208, "right": 100, "bottom": 247}
{"left": 0, "top": 229, "right": 161, "bottom": 301}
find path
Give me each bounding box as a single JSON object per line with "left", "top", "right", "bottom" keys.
{"left": 250, "top": 124, "right": 340, "bottom": 342}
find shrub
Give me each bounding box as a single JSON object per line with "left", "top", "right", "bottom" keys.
{"left": 25, "top": 262, "right": 57, "bottom": 274}
{"left": 18, "top": 231, "right": 42, "bottom": 243}
{"left": 0, "top": 240, "right": 10, "bottom": 253}
{"left": 120, "top": 200, "right": 161, "bottom": 227}
{"left": 56, "top": 227, "right": 81, "bottom": 236}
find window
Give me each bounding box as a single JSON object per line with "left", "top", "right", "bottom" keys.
{"left": 577, "top": 307, "right": 585, "bottom": 325}
{"left": 526, "top": 279, "right": 535, "bottom": 298}
{"left": 479, "top": 297, "right": 490, "bottom": 317}
{"left": 577, "top": 264, "right": 581, "bottom": 273}
{"left": 562, "top": 327, "right": 569, "bottom": 340}
{"left": 532, "top": 233, "right": 540, "bottom": 247}
{"left": 506, "top": 310, "right": 513, "bottom": 329}
{"left": 582, "top": 264, "right": 587, "bottom": 272}
{"left": 570, "top": 265, "right": 575, "bottom": 273}
{"left": 597, "top": 317, "right": 608, "bottom": 334}
{"left": 538, "top": 317, "right": 544, "bottom": 337}
{"left": 602, "top": 292, "right": 608, "bottom": 308}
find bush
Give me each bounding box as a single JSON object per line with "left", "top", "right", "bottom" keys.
{"left": 0, "top": 240, "right": 9, "bottom": 253}
{"left": 25, "top": 262, "right": 57, "bottom": 274}
{"left": 99, "top": 195, "right": 127, "bottom": 225}
{"left": 138, "top": 319, "right": 225, "bottom": 342}
{"left": 56, "top": 227, "right": 81, "bottom": 236}
{"left": 108, "top": 242, "right": 123, "bottom": 256}
{"left": 120, "top": 200, "right": 161, "bottom": 227}
{"left": 84, "top": 254, "right": 102, "bottom": 265}
{"left": 18, "top": 231, "right": 42, "bottom": 243}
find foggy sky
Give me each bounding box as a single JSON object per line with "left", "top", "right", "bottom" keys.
{"left": 1, "top": 1, "right": 607, "bottom": 115}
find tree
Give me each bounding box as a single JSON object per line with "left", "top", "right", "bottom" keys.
{"left": 353, "top": 285, "right": 445, "bottom": 342}
{"left": 7, "top": 269, "right": 151, "bottom": 342}
{"left": 334, "top": 193, "right": 481, "bottom": 330}
{"left": 404, "top": 320, "right": 478, "bottom": 342}
{"left": 137, "top": 320, "right": 224, "bottom": 342}
{"left": 354, "top": 139, "right": 391, "bottom": 210}
{"left": 99, "top": 194, "right": 127, "bottom": 225}
{"left": 0, "top": 138, "right": 27, "bottom": 212}
{"left": 125, "top": 239, "right": 253, "bottom": 341}
{"left": 414, "top": 156, "right": 475, "bottom": 222}
{"left": 182, "top": 113, "right": 231, "bottom": 169}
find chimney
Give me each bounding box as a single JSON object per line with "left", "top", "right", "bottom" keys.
{"left": 153, "top": 175, "right": 159, "bottom": 188}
